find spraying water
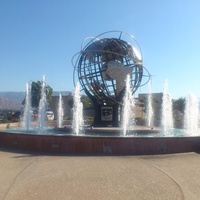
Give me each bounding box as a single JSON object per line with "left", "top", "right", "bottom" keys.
{"left": 57, "top": 93, "right": 64, "bottom": 128}
{"left": 161, "top": 80, "right": 173, "bottom": 135}
{"left": 121, "top": 74, "right": 135, "bottom": 136}
{"left": 184, "top": 93, "right": 199, "bottom": 135}
{"left": 72, "top": 83, "right": 84, "bottom": 135}
{"left": 38, "top": 75, "right": 47, "bottom": 133}
{"left": 146, "top": 78, "right": 153, "bottom": 127}
{"left": 21, "top": 81, "right": 32, "bottom": 131}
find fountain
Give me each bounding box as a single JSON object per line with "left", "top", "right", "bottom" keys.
{"left": 146, "top": 78, "right": 153, "bottom": 128}
{"left": 121, "top": 74, "right": 135, "bottom": 136}
{"left": 37, "top": 75, "right": 47, "bottom": 133}
{"left": 184, "top": 93, "right": 199, "bottom": 135}
{"left": 20, "top": 76, "right": 51, "bottom": 133}
{"left": 1, "top": 31, "right": 200, "bottom": 155}
{"left": 57, "top": 93, "right": 64, "bottom": 128}
{"left": 1, "top": 80, "right": 200, "bottom": 155}
{"left": 21, "top": 81, "right": 32, "bottom": 131}
{"left": 72, "top": 83, "right": 84, "bottom": 135}
{"left": 161, "top": 80, "right": 173, "bottom": 135}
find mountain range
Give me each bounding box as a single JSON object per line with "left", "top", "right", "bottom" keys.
{"left": 0, "top": 91, "right": 71, "bottom": 110}
{"left": 0, "top": 92, "right": 25, "bottom": 110}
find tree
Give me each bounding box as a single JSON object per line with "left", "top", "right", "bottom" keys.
{"left": 67, "top": 94, "right": 93, "bottom": 110}
{"left": 81, "top": 95, "right": 93, "bottom": 110}
{"left": 23, "top": 81, "right": 53, "bottom": 110}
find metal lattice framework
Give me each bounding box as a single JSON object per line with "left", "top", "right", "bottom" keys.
{"left": 72, "top": 31, "right": 150, "bottom": 105}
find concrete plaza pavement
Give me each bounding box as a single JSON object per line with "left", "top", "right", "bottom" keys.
{"left": 0, "top": 149, "right": 200, "bottom": 200}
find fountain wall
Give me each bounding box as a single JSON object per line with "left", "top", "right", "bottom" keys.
{"left": 1, "top": 131, "right": 200, "bottom": 155}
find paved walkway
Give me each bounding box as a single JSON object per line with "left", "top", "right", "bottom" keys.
{"left": 0, "top": 149, "right": 200, "bottom": 200}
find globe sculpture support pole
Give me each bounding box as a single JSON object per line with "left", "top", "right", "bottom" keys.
{"left": 72, "top": 31, "right": 150, "bottom": 127}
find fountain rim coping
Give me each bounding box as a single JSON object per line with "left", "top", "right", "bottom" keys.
{"left": 0, "top": 129, "right": 199, "bottom": 139}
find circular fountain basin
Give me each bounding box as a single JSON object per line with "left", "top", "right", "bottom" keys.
{"left": 1, "top": 126, "right": 200, "bottom": 155}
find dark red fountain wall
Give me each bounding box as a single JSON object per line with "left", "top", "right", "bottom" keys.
{"left": 0, "top": 131, "right": 200, "bottom": 155}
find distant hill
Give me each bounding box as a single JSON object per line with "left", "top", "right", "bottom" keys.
{"left": 52, "top": 91, "right": 71, "bottom": 96}
{"left": 0, "top": 91, "right": 71, "bottom": 110}
{"left": 0, "top": 92, "right": 25, "bottom": 110}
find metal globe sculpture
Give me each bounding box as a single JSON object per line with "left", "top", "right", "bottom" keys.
{"left": 72, "top": 31, "right": 150, "bottom": 126}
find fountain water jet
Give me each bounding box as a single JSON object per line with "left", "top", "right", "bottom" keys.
{"left": 161, "top": 80, "right": 173, "bottom": 135}
{"left": 72, "top": 83, "right": 84, "bottom": 135}
{"left": 121, "top": 74, "right": 135, "bottom": 136}
{"left": 38, "top": 75, "right": 47, "bottom": 133}
{"left": 57, "top": 93, "right": 64, "bottom": 128}
{"left": 21, "top": 81, "right": 32, "bottom": 131}
{"left": 184, "top": 93, "right": 199, "bottom": 135}
{"left": 146, "top": 78, "right": 153, "bottom": 127}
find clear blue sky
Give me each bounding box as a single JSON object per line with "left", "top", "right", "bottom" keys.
{"left": 1, "top": 0, "right": 200, "bottom": 99}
